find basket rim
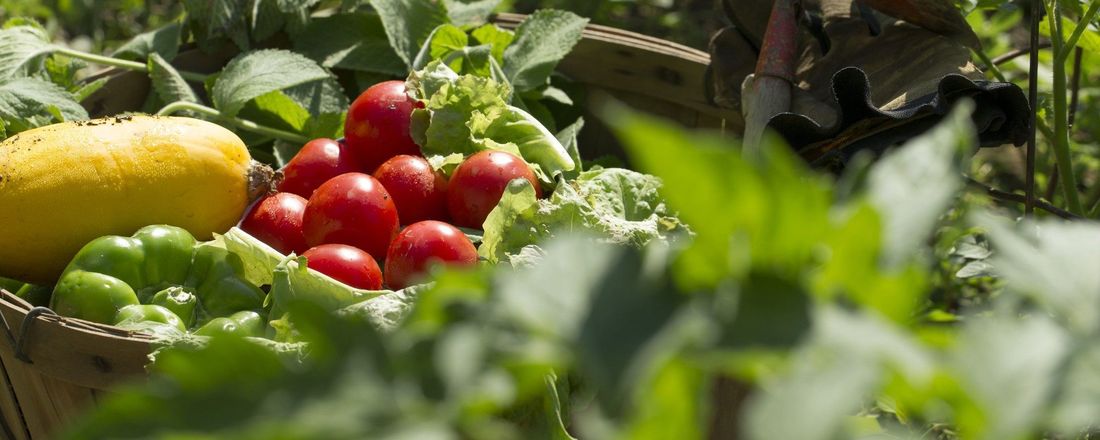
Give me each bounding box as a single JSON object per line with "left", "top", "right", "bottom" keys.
{"left": 0, "top": 289, "right": 156, "bottom": 344}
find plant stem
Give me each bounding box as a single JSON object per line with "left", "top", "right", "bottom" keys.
{"left": 1059, "top": 0, "right": 1100, "bottom": 63}
{"left": 1049, "top": 47, "right": 1085, "bottom": 202}
{"left": 53, "top": 46, "right": 209, "bottom": 83}
{"left": 1026, "top": 0, "right": 1042, "bottom": 215}
{"left": 1048, "top": 0, "right": 1086, "bottom": 215}
{"left": 966, "top": 178, "right": 1080, "bottom": 219}
{"left": 156, "top": 101, "right": 310, "bottom": 144}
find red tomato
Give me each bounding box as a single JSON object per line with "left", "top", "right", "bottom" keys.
{"left": 344, "top": 81, "right": 422, "bottom": 173}
{"left": 447, "top": 150, "right": 541, "bottom": 229}
{"left": 240, "top": 192, "right": 308, "bottom": 255}
{"left": 302, "top": 244, "right": 383, "bottom": 290}
{"left": 384, "top": 221, "right": 478, "bottom": 289}
{"left": 303, "top": 173, "right": 400, "bottom": 259}
{"left": 373, "top": 155, "right": 449, "bottom": 224}
{"left": 277, "top": 138, "right": 363, "bottom": 198}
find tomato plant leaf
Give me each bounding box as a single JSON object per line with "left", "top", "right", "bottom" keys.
{"left": 112, "top": 21, "right": 182, "bottom": 62}
{"left": 0, "top": 76, "right": 87, "bottom": 137}
{"left": 147, "top": 53, "right": 199, "bottom": 106}
{"left": 503, "top": 10, "right": 588, "bottom": 92}
{"left": 470, "top": 24, "right": 515, "bottom": 63}
{"left": 210, "top": 49, "right": 334, "bottom": 117}
{"left": 182, "top": 0, "right": 251, "bottom": 52}
{"left": 444, "top": 0, "right": 502, "bottom": 27}
{"left": 292, "top": 12, "right": 406, "bottom": 76}
{"left": 0, "top": 25, "right": 55, "bottom": 79}
{"left": 369, "top": 0, "right": 450, "bottom": 69}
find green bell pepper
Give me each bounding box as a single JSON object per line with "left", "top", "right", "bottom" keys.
{"left": 114, "top": 304, "right": 186, "bottom": 332}
{"left": 51, "top": 225, "right": 265, "bottom": 327}
{"left": 151, "top": 286, "right": 198, "bottom": 327}
{"left": 195, "top": 310, "right": 265, "bottom": 338}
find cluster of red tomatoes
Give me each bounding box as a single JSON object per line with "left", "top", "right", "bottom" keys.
{"left": 241, "top": 81, "right": 542, "bottom": 290}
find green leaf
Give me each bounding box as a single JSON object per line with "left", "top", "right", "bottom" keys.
{"left": 369, "top": 0, "right": 450, "bottom": 68}
{"left": 747, "top": 306, "right": 934, "bottom": 440}
{"left": 556, "top": 117, "right": 584, "bottom": 181}
{"left": 717, "top": 272, "right": 811, "bottom": 350}
{"left": 502, "top": 10, "right": 588, "bottom": 92}
{"left": 0, "top": 77, "right": 88, "bottom": 134}
{"left": 1040, "top": 16, "right": 1100, "bottom": 53}
{"left": 292, "top": 12, "right": 406, "bottom": 76}
{"left": 408, "top": 62, "right": 575, "bottom": 178}
{"left": 612, "top": 108, "right": 831, "bottom": 289}
{"left": 182, "top": 0, "right": 251, "bottom": 51}
{"left": 112, "top": 21, "right": 182, "bottom": 62}
{"left": 147, "top": 53, "right": 199, "bottom": 106}
{"left": 444, "top": 0, "right": 502, "bottom": 27}
{"left": 951, "top": 315, "right": 1069, "bottom": 440}
{"left": 337, "top": 285, "right": 426, "bottom": 331}
{"left": 978, "top": 213, "right": 1100, "bottom": 334}
{"left": 73, "top": 77, "right": 107, "bottom": 102}
{"left": 219, "top": 228, "right": 389, "bottom": 313}
{"left": 239, "top": 90, "right": 312, "bottom": 132}
{"left": 0, "top": 25, "right": 55, "bottom": 79}
{"left": 211, "top": 49, "right": 334, "bottom": 117}
{"left": 866, "top": 102, "right": 974, "bottom": 268}
{"left": 470, "top": 24, "right": 515, "bottom": 63}
{"left": 480, "top": 169, "right": 687, "bottom": 263}
{"left": 412, "top": 24, "right": 469, "bottom": 70}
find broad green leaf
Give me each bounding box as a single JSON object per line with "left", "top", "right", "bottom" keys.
{"left": 0, "top": 25, "right": 55, "bottom": 79}
{"left": 444, "top": 0, "right": 502, "bottom": 27}
{"left": 283, "top": 77, "right": 348, "bottom": 116}
{"left": 147, "top": 53, "right": 199, "bottom": 106}
{"left": 573, "top": 242, "right": 686, "bottom": 417}
{"left": 1040, "top": 16, "right": 1100, "bottom": 53}
{"left": 747, "top": 306, "right": 933, "bottom": 440}
{"left": 250, "top": 0, "right": 286, "bottom": 43}
{"left": 369, "top": 0, "right": 450, "bottom": 68}
{"left": 0, "top": 77, "right": 88, "bottom": 134}
{"left": 293, "top": 12, "right": 406, "bottom": 76}
{"left": 1050, "top": 343, "right": 1100, "bottom": 434}
{"left": 978, "top": 214, "right": 1100, "bottom": 334}
{"left": 470, "top": 24, "right": 515, "bottom": 63}
{"left": 612, "top": 108, "right": 830, "bottom": 288}
{"left": 112, "top": 21, "right": 182, "bottom": 61}
{"left": 866, "top": 102, "right": 974, "bottom": 268}
{"left": 211, "top": 49, "right": 333, "bottom": 117}
{"left": 182, "top": 0, "right": 251, "bottom": 51}
{"left": 622, "top": 358, "right": 704, "bottom": 440}
{"left": 494, "top": 235, "right": 620, "bottom": 339}
{"left": 717, "top": 272, "right": 811, "bottom": 350}
{"left": 239, "top": 90, "right": 312, "bottom": 132}
{"left": 952, "top": 314, "right": 1068, "bottom": 440}
{"left": 412, "top": 24, "right": 468, "bottom": 70}
{"left": 503, "top": 10, "right": 588, "bottom": 91}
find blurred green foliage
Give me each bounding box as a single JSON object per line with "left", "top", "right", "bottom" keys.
{"left": 0, "top": 0, "right": 181, "bottom": 51}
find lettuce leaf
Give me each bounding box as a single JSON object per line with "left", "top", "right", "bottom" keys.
{"left": 479, "top": 167, "right": 688, "bottom": 263}
{"left": 218, "top": 227, "right": 401, "bottom": 314}
{"left": 407, "top": 61, "right": 575, "bottom": 181}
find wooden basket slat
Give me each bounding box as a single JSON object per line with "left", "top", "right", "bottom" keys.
{"left": 0, "top": 353, "right": 30, "bottom": 440}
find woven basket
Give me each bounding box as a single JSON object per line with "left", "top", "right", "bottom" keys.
{"left": 0, "top": 14, "right": 741, "bottom": 439}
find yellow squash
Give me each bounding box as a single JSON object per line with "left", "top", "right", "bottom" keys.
{"left": 0, "top": 115, "right": 262, "bottom": 284}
